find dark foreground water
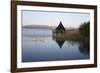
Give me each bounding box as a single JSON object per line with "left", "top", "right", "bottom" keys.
{"left": 22, "top": 28, "right": 90, "bottom": 62}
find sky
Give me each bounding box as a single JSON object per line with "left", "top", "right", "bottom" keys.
{"left": 22, "top": 10, "right": 90, "bottom": 28}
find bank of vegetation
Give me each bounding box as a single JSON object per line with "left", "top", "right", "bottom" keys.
{"left": 65, "top": 21, "right": 90, "bottom": 41}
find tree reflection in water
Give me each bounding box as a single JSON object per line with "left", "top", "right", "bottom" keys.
{"left": 79, "top": 38, "right": 90, "bottom": 55}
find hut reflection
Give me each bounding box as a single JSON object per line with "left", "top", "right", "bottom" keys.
{"left": 52, "top": 36, "right": 65, "bottom": 48}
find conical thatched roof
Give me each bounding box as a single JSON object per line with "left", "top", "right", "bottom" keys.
{"left": 55, "top": 21, "right": 66, "bottom": 31}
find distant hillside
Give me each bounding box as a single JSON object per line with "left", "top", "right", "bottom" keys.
{"left": 22, "top": 25, "right": 56, "bottom": 30}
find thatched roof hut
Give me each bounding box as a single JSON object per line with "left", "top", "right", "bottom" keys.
{"left": 55, "top": 21, "right": 66, "bottom": 32}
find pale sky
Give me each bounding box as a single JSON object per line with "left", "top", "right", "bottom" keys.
{"left": 22, "top": 10, "right": 90, "bottom": 28}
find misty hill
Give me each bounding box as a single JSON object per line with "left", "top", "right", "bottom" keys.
{"left": 22, "top": 25, "right": 56, "bottom": 30}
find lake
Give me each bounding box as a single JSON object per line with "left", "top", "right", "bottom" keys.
{"left": 22, "top": 28, "right": 90, "bottom": 62}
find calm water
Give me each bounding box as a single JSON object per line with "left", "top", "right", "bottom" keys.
{"left": 22, "top": 28, "right": 89, "bottom": 62}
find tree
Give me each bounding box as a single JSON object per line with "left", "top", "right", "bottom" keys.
{"left": 79, "top": 21, "right": 90, "bottom": 37}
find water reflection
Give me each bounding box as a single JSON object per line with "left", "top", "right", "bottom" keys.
{"left": 52, "top": 32, "right": 89, "bottom": 55}
{"left": 79, "top": 38, "right": 90, "bottom": 55}
{"left": 52, "top": 36, "right": 65, "bottom": 48}
{"left": 22, "top": 28, "right": 90, "bottom": 62}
